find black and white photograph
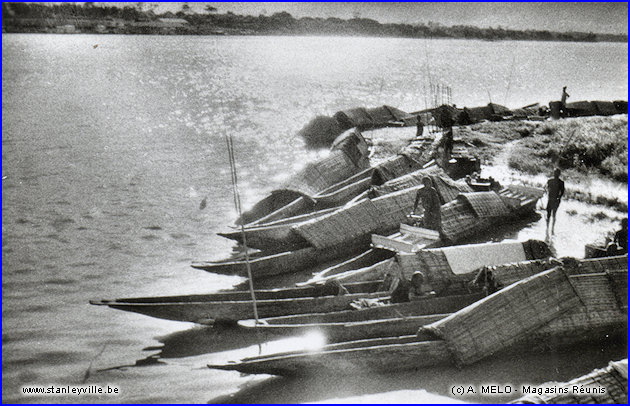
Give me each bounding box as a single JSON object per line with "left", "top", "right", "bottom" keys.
{"left": 2, "top": 1, "right": 628, "bottom": 403}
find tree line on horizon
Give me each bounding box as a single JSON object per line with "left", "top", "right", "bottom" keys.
{"left": 2, "top": 2, "right": 626, "bottom": 42}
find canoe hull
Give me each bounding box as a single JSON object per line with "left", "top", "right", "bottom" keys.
{"left": 192, "top": 237, "right": 371, "bottom": 278}
{"left": 212, "top": 322, "right": 626, "bottom": 376}
{"left": 92, "top": 290, "right": 390, "bottom": 324}
{"left": 237, "top": 293, "right": 484, "bottom": 342}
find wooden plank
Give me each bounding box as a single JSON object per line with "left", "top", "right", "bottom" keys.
{"left": 371, "top": 234, "right": 416, "bottom": 252}
{"left": 400, "top": 224, "right": 440, "bottom": 239}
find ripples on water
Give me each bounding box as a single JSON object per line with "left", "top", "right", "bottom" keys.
{"left": 2, "top": 34, "right": 627, "bottom": 402}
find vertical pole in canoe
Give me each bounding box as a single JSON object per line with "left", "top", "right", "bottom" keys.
{"left": 225, "top": 133, "right": 259, "bottom": 323}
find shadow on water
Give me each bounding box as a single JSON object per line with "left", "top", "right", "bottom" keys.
{"left": 153, "top": 324, "right": 276, "bottom": 359}
{"left": 207, "top": 340, "right": 627, "bottom": 404}
{"left": 97, "top": 354, "right": 165, "bottom": 372}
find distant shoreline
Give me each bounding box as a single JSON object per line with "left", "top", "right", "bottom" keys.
{"left": 2, "top": 30, "right": 628, "bottom": 45}
{"left": 2, "top": 3, "right": 626, "bottom": 43}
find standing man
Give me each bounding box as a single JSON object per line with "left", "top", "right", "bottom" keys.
{"left": 545, "top": 168, "right": 565, "bottom": 236}
{"left": 416, "top": 115, "right": 424, "bottom": 138}
{"left": 561, "top": 86, "right": 570, "bottom": 105}
{"left": 560, "top": 86, "right": 570, "bottom": 117}
{"left": 442, "top": 126, "right": 454, "bottom": 165}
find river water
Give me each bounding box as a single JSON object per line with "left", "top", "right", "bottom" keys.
{"left": 2, "top": 34, "right": 627, "bottom": 403}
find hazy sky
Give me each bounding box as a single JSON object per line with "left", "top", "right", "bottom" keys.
{"left": 105, "top": 2, "right": 628, "bottom": 35}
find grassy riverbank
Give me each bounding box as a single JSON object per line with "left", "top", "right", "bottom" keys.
{"left": 369, "top": 115, "right": 628, "bottom": 211}
{"left": 458, "top": 116, "right": 628, "bottom": 182}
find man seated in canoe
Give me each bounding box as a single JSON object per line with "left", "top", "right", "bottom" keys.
{"left": 390, "top": 271, "right": 434, "bottom": 303}
{"left": 469, "top": 266, "right": 501, "bottom": 295}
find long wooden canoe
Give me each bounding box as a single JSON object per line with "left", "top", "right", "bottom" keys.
{"left": 99, "top": 254, "right": 626, "bottom": 327}
{"left": 236, "top": 292, "right": 484, "bottom": 343}
{"left": 372, "top": 185, "right": 543, "bottom": 252}
{"left": 237, "top": 132, "right": 435, "bottom": 226}
{"left": 191, "top": 235, "right": 372, "bottom": 278}
{"left": 209, "top": 268, "right": 627, "bottom": 376}
{"left": 90, "top": 280, "right": 385, "bottom": 324}
{"left": 210, "top": 323, "right": 625, "bottom": 376}
{"left": 217, "top": 208, "right": 335, "bottom": 251}
{"left": 303, "top": 237, "right": 551, "bottom": 287}
{"left": 234, "top": 254, "right": 627, "bottom": 342}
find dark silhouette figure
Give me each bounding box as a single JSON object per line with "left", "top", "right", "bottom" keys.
{"left": 545, "top": 168, "right": 565, "bottom": 236}
{"left": 560, "top": 86, "right": 570, "bottom": 117}
{"left": 561, "top": 86, "right": 570, "bottom": 105}
{"left": 416, "top": 116, "right": 424, "bottom": 137}
{"left": 607, "top": 218, "right": 628, "bottom": 255}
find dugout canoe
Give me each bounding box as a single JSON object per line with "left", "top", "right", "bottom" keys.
{"left": 236, "top": 292, "right": 484, "bottom": 342}
{"left": 90, "top": 280, "right": 385, "bottom": 324}
{"left": 240, "top": 254, "right": 627, "bottom": 342}
{"left": 94, "top": 253, "right": 625, "bottom": 328}
{"left": 191, "top": 235, "right": 374, "bottom": 278}
{"left": 286, "top": 170, "right": 472, "bottom": 251}
{"left": 300, "top": 237, "right": 549, "bottom": 286}
{"left": 245, "top": 137, "right": 436, "bottom": 226}
{"left": 209, "top": 266, "right": 628, "bottom": 376}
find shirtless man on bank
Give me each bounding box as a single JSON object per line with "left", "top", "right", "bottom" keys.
{"left": 545, "top": 168, "right": 565, "bottom": 236}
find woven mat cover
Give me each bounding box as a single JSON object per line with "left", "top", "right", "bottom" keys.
{"left": 421, "top": 267, "right": 580, "bottom": 365}
{"left": 342, "top": 107, "right": 373, "bottom": 127}
{"left": 365, "top": 106, "right": 396, "bottom": 124}
{"left": 458, "top": 192, "right": 510, "bottom": 217}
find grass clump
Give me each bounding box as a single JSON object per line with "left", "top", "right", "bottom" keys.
{"left": 458, "top": 121, "right": 539, "bottom": 163}
{"left": 508, "top": 116, "right": 627, "bottom": 182}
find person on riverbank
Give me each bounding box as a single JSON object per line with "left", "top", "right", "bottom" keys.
{"left": 561, "top": 86, "right": 570, "bottom": 105}
{"left": 560, "top": 86, "right": 570, "bottom": 117}
{"left": 412, "top": 177, "right": 441, "bottom": 231}
{"left": 442, "top": 126, "right": 454, "bottom": 165}
{"left": 545, "top": 168, "right": 565, "bottom": 235}
{"left": 606, "top": 217, "right": 628, "bottom": 255}
{"left": 416, "top": 116, "right": 424, "bottom": 138}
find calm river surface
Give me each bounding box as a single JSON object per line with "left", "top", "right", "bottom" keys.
{"left": 2, "top": 34, "right": 627, "bottom": 403}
